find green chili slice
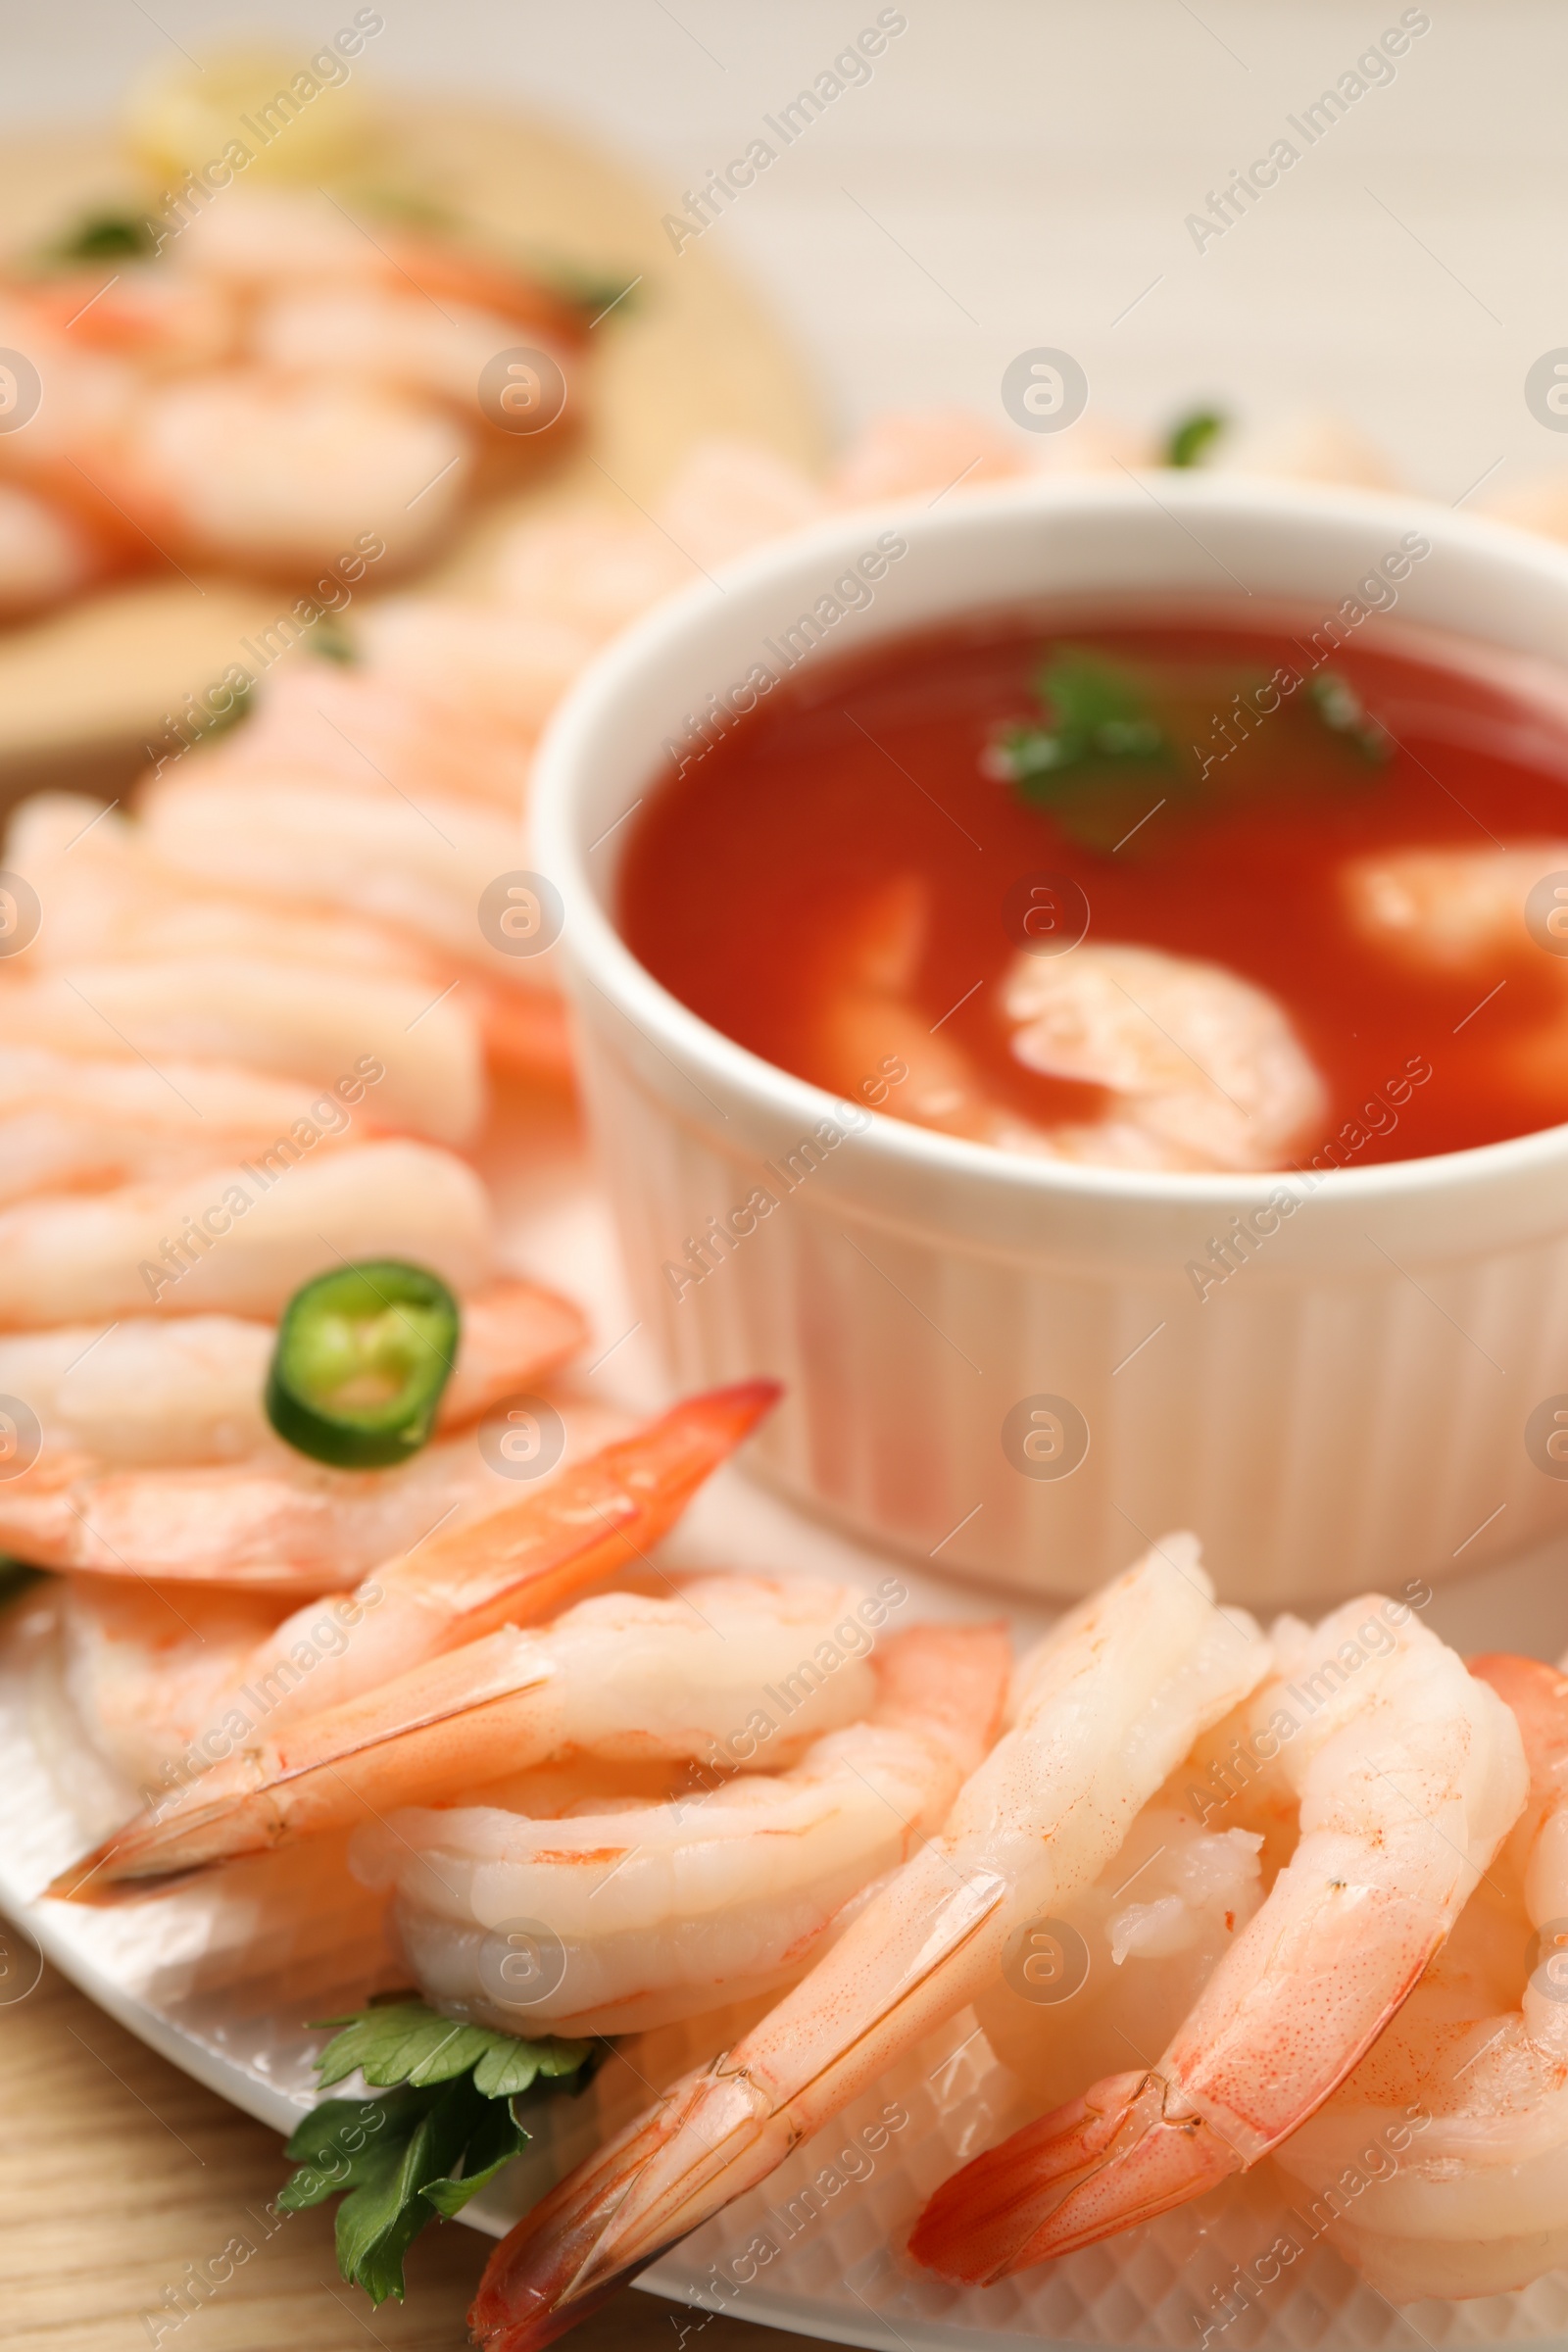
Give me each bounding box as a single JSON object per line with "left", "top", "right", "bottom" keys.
{"left": 266, "top": 1261, "right": 461, "bottom": 1468}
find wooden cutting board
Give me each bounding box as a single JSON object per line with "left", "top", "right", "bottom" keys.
{"left": 0, "top": 91, "right": 826, "bottom": 809}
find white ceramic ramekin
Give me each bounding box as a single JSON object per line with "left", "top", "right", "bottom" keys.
{"left": 533, "top": 476, "right": 1568, "bottom": 1608}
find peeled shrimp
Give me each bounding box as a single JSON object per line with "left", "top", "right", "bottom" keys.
{"left": 819, "top": 878, "right": 1325, "bottom": 1171}
{"left": 0, "top": 1043, "right": 377, "bottom": 1207}
{"left": 1347, "top": 842, "right": 1568, "bottom": 1118}
{"left": 467, "top": 1539, "right": 1271, "bottom": 2346}
{"left": 484, "top": 441, "right": 822, "bottom": 649}
{"left": 911, "top": 1598, "right": 1528, "bottom": 2281}
{"left": 9, "top": 792, "right": 439, "bottom": 983}
{"left": 1344, "top": 841, "right": 1568, "bottom": 970}
{"left": 189, "top": 660, "right": 535, "bottom": 816}
{"left": 253, "top": 284, "right": 555, "bottom": 412}
{"left": 1001, "top": 944, "right": 1327, "bottom": 1170}
{"left": 366, "top": 1618, "right": 1010, "bottom": 2039}
{"left": 827, "top": 410, "right": 1026, "bottom": 508}
{"left": 1272, "top": 1653, "right": 1568, "bottom": 2303}
{"left": 58, "top": 1575, "right": 291, "bottom": 1793}
{"left": 115, "top": 371, "right": 469, "bottom": 575}
{"left": 0, "top": 1408, "right": 624, "bottom": 1596}
{"left": 0, "top": 1138, "right": 493, "bottom": 1328}
{"left": 0, "top": 953, "right": 482, "bottom": 1146}
{"left": 138, "top": 766, "right": 536, "bottom": 999}
{"left": 222, "top": 1380, "right": 779, "bottom": 1720}
{"left": 1212, "top": 409, "right": 1401, "bottom": 491}
{"left": 0, "top": 1278, "right": 584, "bottom": 1470}
{"left": 166, "top": 187, "right": 584, "bottom": 345}
{"left": 490, "top": 509, "right": 698, "bottom": 641}
{"left": 0, "top": 178, "right": 582, "bottom": 588}
{"left": 53, "top": 1575, "right": 882, "bottom": 1890}
{"left": 971, "top": 1798, "right": 1269, "bottom": 2115}
{"left": 0, "top": 481, "right": 98, "bottom": 613}
{"left": 657, "top": 439, "right": 825, "bottom": 571}
{"left": 353, "top": 599, "right": 602, "bottom": 738}
{"left": 52, "top": 1386, "right": 773, "bottom": 1799}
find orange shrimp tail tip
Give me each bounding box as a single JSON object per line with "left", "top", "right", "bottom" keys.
{"left": 468, "top": 2258, "right": 623, "bottom": 2352}
{"left": 909, "top": 2071, "right": 1241, "bottom": 2284}
{"left": 468, "top": 2164, "right": 650, "bottom": 2350}
{"left": 692, "top": 1377, "right": 782, "bottom": 1437}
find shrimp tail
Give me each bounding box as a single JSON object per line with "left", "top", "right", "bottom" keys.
{"left": 909, "top": 2069, "right": 1239, "bottom": 2283}
{"left": 471, "top": 2061, "right": 783, "bottom": 2347}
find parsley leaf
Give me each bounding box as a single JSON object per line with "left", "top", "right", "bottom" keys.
{"left": 0, "top": 1556, "right": 41, "bottom": 1602}
{"left": 1308, "top": 671, "right": 1390, "bottom": 762}
{"left": 1004, "top": 651, "right": 1172, "bottom": 784}
{"left": 990, "top": 649, "right": 1177, "bottom": 845}
{"left": 308, "top": 615, "right": 358, "bottom": 665}
{"left": 1164, "top": 407, "right": 1228, "bottom": 468}
{"left": 278, "top": 1997, "right": 594, "bottom": 2305}
{"left": 42, "top": 211, "right": 160, "bottom": 265}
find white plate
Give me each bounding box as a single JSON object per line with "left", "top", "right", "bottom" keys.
{"left": 7, "top": 1092, "right": 1568, "bottom": 2351}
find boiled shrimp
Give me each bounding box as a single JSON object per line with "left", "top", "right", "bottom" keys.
{"left": 9, "top": 792, "right": 439, "bottom": 983}
{"left": 57, "top": 1575, "right": 293, "bottom": 1792}
{"left": 220, "top": 1380, "right": 779, "bottom": 1719}
{"left": 827, "top": 410, "right": 1025, "bottom": 508}
{"left": 1001, "top": 943, "right": 1327, "bottom": 1170}
{"left": 52, "top": 1575, "right": 882, "bottom": 1890}
{"left": 252, "top": 283, "right": 561, "bottom": 414}
{"left": 490, "top": 508, "right": 698, "bottom": 643}
{"left": 971, "top": 1798, "right": 1269, "bottom": 2116}
{"left": 0, "top": 953, "right": 482, "bottom": 1145}
{"left": 0, "top": 179, "right": 583, "bottom": 588}
{"left": 166, "top": 187, "right": 586, "bottom": 346}
{"left": 112, "top": 372, "right": 470, "bottom": 574}
{"left": 190, "top": 660, "right": 535, "bottom": 816}
{"left": 486, "top": 440, "right": 823, "bottom": 649}
{"left": 0, "top": 482, "right": 99, "bottom": 613}
{"left": 818, "top": 877, "right": 1326, "bottom": 1171}
{"left": 0, "top": 1407, "right": 625, "bottom": 1596}
{"left": 0, "top": 1138, "right": 494, "bottom": 1328}
{"left": 1211, "top": 409, "right": 1401, "bottom": 491}
{"left": 1344, "top": 841, "right": 1568, "bottom": 971}
{"left": 50, "top": 1386, "right": 773, "bottom": 1798}
{"left": 0, "top": 1278, "right": 584, "bottom": 1470}
{"left": 1272, "top": 1652, "right": 1568, "bottom": 2304}
{"left": 358, "top": 1619, "right": 1011, "bottom": 2039}
{"left": 138, "top": 764, "right": 541, "bottom": 998}
{"left": 19, "top": 778, "right": 564, "bottom": 1087}
{"left": 0, "top": 1042, "right": 378, "bottom": 1207}
{"left": 1347, "top": 841, "right": 1568, "bottom": 1119}
{"left": 352, "top": 599, "right": 602, "bottom": 738}
{"left": 466, "top": 1539, "right": 1271, "bottom": 2347}
{"left": 910, "top": 1598, "right": 1528, "bottom": 2281}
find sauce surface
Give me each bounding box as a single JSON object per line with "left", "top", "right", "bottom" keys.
{"left": 618, "top": 608, "right": 1568, "bottom": 1168}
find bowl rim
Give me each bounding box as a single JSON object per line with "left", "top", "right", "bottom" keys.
{"left": 533, "top": 469, "right": 1568, "bottom": 1211}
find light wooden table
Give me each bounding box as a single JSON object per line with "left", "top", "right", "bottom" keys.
{"left": 0, "top": 1940, "right": 800, "bottom": 2352}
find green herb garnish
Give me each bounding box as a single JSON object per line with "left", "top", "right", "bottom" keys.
{"left": 1002, "top": 650, "right": 1172, "bottom": 786}
{"left": 309, "top": 614, "right": 358, "bottom": 664}
{"left": 539, "top": 263, "right": 642, "bottom": 321}
{"left": 991, "top": 649, "right": 1177, "bottom": 847}
{"left": 990, "top": 643, "right": 1394, "bottom": 851}
{"left": 202, "top": 677, "right": 253, "bottom": 736}
{"left": 278, "top": 1998, "right": 594, "bottom": 2305}
{"left": 1308, "top": 671, "right": 1390, "bottom": 762}
{"left": 0, "top": 1556, "right": 41, "bottom": 1604}
{"left": 1164, "top": 407, "right": 1228, "bottom": 468}
{"left": 41, "top": 211, "right": 161, "bottom": 265}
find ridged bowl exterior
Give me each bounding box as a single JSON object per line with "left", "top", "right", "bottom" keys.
{"left": 535, "top": 477, "right": 1568, "bottom": 1605}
